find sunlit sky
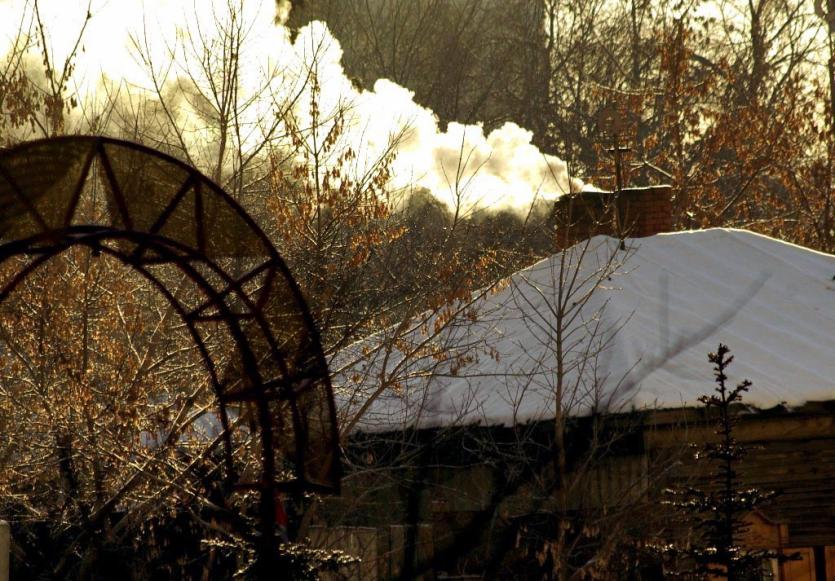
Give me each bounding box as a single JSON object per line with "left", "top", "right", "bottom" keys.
{"left": 0, "top": 0, "right": 586, "bottom": 213}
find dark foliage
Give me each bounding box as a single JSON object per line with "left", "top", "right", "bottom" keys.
{"left": 663, "top": 344, "right": 790, "bottom": 579}
{"left": 8, "top": 486, "right": 357, "bottom": 580}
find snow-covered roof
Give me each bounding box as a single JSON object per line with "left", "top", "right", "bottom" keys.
{"left": 336, "top": 229, "right": 835, "bottom": 432}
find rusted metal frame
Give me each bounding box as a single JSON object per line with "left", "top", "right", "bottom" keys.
{"left": 109, "top": 233, "right": 328, "bottom": 541}
{"left": 108, "top": 241, "right": 238, "bottom": 487}
{"left": 195, "top": 181, "right": 206, "bottom": 254}
{"left": 230, "top": 370, "right": 321, "bottom": 402}
{"left": 129, "top": 235, "right": 260, "bottom": 485}
{"left": 61, "top": 143, "right": 98, "bottom": 227}
{"left": 0, "top": 228, "right": 265, "bottom": 486}
{"left": 0, "top": 163, "right": 51, "bottom": 233}
{"left": 0, "top": 238, "right": 251, "bottom": 487}
{"left": 0, "top": 202, "right": 325, "bottom": 491}
{"left": 187, "top": 260, "right": 274, "bottom": 321}
{"left": 1, "top": 139, "right": 329, "bottom": 431}
{"left": 121, "top": 233, "right": 296, "bottom": 407}
{"left": 146, "top": 174, "right": 197, "bottom": 236}
{"left": 132, "top": 256, "right": 174, "bottom": 266}
{"left": 218, "top": 289, "right": 315, "bottom": 496}
{"left": 131, "top": 248, "right": 294, "bottom": 394}
{"left": 137, "top": 240, "right": 307, "bottom": 535}
{"left": 48, "top": 139, "right": 303, "bottom": 391}
{"left": 239, "top": 255, "right": 338, "bottom": 490}
{"left": 0, "top": 232, "right": 227, "bottom": 410}
{"left": 60, "top": 227, "right": 282, "bottom": 562}
{"left": 130, "top": 248, "right": 295, "bottom": 397}
{"left": 253, "top": 261, "right": 276, "bottom": 311}
{"left": 55, "top": 227, "right": 269, "bottom": 390}
{"left": 251, "top": 249, "right": 338, "bottom": 490}
{"left": 96, "top": 142, "right": 134, "bottom": 230}
{"left": 2, "top": 136, "right": 280, "bottom": 258}
{"left": 125, "top": 173, "right": 196, "bottom": 264}
{"left": 0, "top": 136, "right": 341, "bottom": 571}
{"left": 229, "top": 373, "right": 337, "bottom": 493}
{"left": 34, "top": 224, "right": 278, "bottom": 356}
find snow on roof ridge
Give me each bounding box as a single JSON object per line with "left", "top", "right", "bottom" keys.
{"left": 648, "top": 227, "right": 835, "bottom": 255}
{"left": 340, "top": 228, "right": 835, "bottom": 433}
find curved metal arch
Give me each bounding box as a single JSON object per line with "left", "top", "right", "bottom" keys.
{"left": 0, "top": 136, "right": 340, "bottom": 566}
{"left": 0, "top": 234, "right": 237, "bottom": 462}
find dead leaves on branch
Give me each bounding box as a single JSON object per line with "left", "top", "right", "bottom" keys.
{"left": 0, "top": 248, "right": 220, "bottom": 528}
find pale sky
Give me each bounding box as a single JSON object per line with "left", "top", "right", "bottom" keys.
{"left": 0, "top": 0, "right": 585, "bottom": 213}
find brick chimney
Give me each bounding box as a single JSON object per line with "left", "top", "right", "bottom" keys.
{"left": 553, "top": 185, "right": 673, "bottom": 250}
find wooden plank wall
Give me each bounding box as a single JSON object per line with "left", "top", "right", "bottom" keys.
{"left": 647, "top": 412, "right": 835, "bottom": 549}
{"left": 318, "top": 410, "right": 835, "bottom": 578}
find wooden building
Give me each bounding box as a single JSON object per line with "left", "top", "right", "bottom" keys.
{"left": 312, "top": 403, "right": 835, "bottom": 580}
{"left": 317, "top": 186, "right": 835, "bottom": 579}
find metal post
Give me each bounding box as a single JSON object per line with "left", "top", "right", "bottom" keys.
{"left": 0, "top": 520, "right": 9, "bottom": 581}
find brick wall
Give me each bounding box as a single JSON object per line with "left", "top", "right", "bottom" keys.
{"left": 554, "top": 185, "right": 673, "bottom": 250}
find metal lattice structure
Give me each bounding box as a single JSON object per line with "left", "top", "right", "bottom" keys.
{"left": 0, "top": 136, "right": 340, "bottom": 565}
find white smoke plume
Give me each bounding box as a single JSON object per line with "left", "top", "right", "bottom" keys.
{"left": 0, "top": 0, "right": 588, "bottom": 213}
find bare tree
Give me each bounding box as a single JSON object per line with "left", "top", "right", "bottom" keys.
{"left": 288, "top": 0, "right": 550, "bottom": 133}
{"left": 0, "top": 247, "right": 235, "bottom": 577}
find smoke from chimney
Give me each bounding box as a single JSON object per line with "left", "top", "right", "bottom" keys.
{"left": 0, "top": 0, "right": 589, "bottom": 213}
